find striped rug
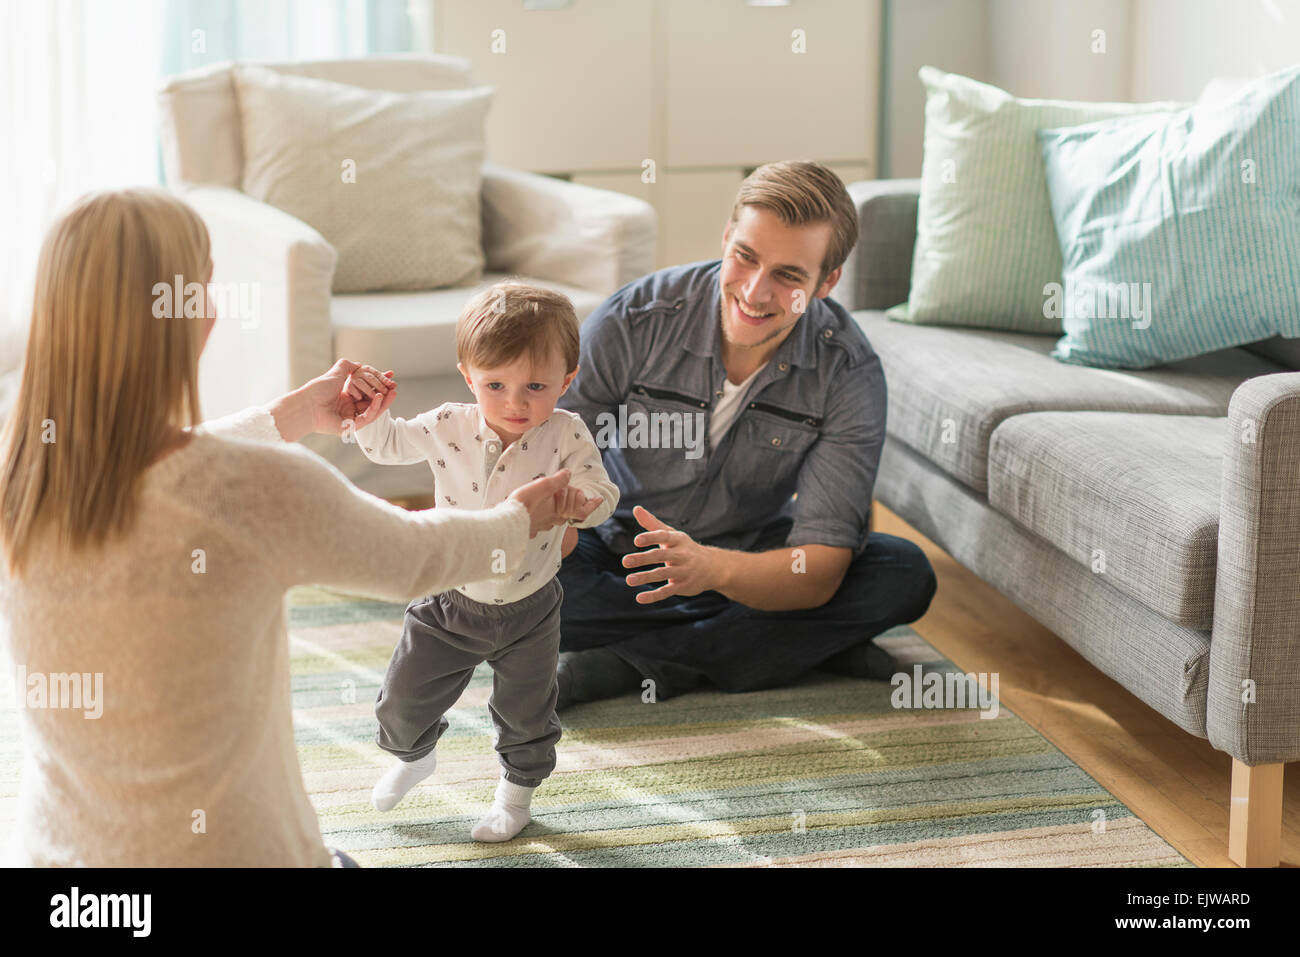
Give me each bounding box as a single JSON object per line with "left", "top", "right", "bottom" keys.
{"left": 288, "top": 586, "right": 1190, "bottom": 867}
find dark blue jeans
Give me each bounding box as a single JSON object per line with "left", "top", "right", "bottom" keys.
{"left": 557, "top": 520, "right": 938, "bottom": 700}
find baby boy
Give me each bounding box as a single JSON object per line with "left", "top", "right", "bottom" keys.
{"left": 352, "top": 281, "right": 618, "bottom": 841}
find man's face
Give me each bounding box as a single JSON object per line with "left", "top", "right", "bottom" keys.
{"left": 718, "top": 205, "right": 841, "bottom": 360}
{"left": 458, "top": 347, "right": 577, "bottom": 442}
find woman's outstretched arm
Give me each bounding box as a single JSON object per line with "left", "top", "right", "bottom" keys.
{"left": 230, "top": 439, "right": 571, "bottom": 601}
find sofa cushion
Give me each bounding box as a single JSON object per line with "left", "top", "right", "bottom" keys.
{"left": 855, "top": 310, "right": 1280, "bottom": 494}
{"left": 1038, "top": 65, "right": 1300, "bottom": 368}
{"left": 332, "top": 272, "right": 607, "bottom": 378}
{"left": 233, "top": 64, "right": 492, "bottom": 293}
{"left": 900, "top": 66, "right": 1180, "bottom": 333}
{"left": 1243, "top": 336, "right": 1300, "bottom": 371}
{"left": 987, "top": 412, "right": 1223, "bottom": 629}
{"left": 158, "top": 56, "right": 477, "bottom": 191}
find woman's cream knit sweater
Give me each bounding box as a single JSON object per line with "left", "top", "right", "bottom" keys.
{"left": 0, "top": 407, "right": 530, "bottom": 866}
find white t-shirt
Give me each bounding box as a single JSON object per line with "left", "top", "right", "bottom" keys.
{"left": 709, "top": 363, "right": 768, "bottom": 447}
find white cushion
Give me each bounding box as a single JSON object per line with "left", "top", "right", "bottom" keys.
{"left": 331, "top": 273, "right": 608, "bottom": 378}
{"left": 232, "top": 64, "right": 491, "bottom": 293}
{"left": 158, "top": 55, "right": 476, "bottom": 190}
{"left": 1198, "top": 77, "right": 1255, "bottom": 105}
{"left": 0, "top": 310, "right": 27, "bottom": 376}
{"left": 0, "top": 367, "right": 20, "bottom": 429}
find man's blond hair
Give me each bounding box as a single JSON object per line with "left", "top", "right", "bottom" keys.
{"left": 728, "top": 160, "right": 859, "bottom": 286}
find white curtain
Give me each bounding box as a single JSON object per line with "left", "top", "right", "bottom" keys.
{"left": 0, "top": 0, "right": 165, "bottom": 371}
{"left": 0, "top": 0, "right": 416, "bottom": 377}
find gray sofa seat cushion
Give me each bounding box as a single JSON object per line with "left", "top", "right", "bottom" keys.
{"left": 1243, "top": 336, "right": 1300, "bottom": 370}
{"left": 331, "top": 272, "right": 606, "bottom": 378}
{"left": 987, "top": 411, "right": 1224, "bottom": 629}
{"left": 854, "top": 310, "right": 1281, "bottom": 494}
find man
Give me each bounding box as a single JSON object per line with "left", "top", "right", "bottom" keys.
{"left": 553, "top": 160, "right": 936, "bottom": 708}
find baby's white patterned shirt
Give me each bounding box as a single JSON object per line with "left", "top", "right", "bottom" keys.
{"left": 355, "top": 403, "right": 619, "bottom": 603}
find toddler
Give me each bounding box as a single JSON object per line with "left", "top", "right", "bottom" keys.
{"left": 351, "top": 281, "right": 618, "bottom": 841}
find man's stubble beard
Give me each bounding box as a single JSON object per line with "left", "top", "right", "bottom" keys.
{"left": 717, "top": 288, "right": 799, "bottom": 354}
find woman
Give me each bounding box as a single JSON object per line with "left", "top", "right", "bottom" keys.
{"left": 0, "top": 188, "right": 572, "bottom": 866}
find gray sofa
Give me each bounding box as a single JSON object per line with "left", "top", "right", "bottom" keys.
{"left": 839, "top": 178, "right": 1298, "bottom": 867}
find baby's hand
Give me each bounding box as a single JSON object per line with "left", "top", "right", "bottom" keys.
{"left": 553, "top": 486, "right": 603, "bottom": 525}
{"left": 344, "top": 365, "right": 395, "bottom": 401}
{"left": 340, "top": 364, "right": 397, "bottom": 428}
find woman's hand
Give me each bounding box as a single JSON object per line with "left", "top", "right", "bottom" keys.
{"left": 266, "top": 359, "right": 397, "bottom": 443}
{"left": 508, "top": 469, "right": 573, "bottom": 538}
{"left": 308, "top": 359, "right": 396, "bottom": 436}
{"left": 553, "top": 486, "right": 603, "bottom": 526}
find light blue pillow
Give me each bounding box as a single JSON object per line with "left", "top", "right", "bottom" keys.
{"left": 1038, "top": 66, "right": 1300, "bottom": 369}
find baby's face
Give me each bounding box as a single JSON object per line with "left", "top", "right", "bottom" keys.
{"left": 457, "top": 349, "right": 577, "bottom": 442}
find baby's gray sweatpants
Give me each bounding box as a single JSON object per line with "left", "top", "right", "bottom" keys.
{"left": 375, "top": 576, "right": 563, "bottom": 788}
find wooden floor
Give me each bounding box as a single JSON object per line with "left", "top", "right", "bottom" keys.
{"left": 873, "top": 504, "right": 1300, "bottom": 868}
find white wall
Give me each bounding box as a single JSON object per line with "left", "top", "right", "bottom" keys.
{"left": 882, "top": 0, "right": 1138, "bottom": 178}
{"left": 1132, "top": 0, "right": 1300, "bottom": 101}
{"left": 882, "top": 0, "right": 993, "bottom": 177}
{"left": 431, "top": 0, "right": 881, "bottom": 268}
{"left": 989, "top": 0, "right": 1134, "bottom": 101}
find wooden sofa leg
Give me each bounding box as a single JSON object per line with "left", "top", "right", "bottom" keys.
{"left": 1228, "top": 759, "right": 1284, "bottom": 867}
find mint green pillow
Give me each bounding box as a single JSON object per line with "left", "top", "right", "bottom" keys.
{"left": 899, "top": 67, "right": 1181, "bottom": 333}
{"left": 1040, "top": 66, "right": 1300, "bottom": 368}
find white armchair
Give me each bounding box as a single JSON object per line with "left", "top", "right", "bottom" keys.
{"left": 157, "top": 55, "right": 656, "bottom": 500}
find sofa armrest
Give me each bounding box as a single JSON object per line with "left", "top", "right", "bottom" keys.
{"left": 480, "top": 163, "right": 656, "bottom": 296}
{"left": 1208, "top": 371, "right": 1300, "bottom": 764}
{"left": 180, "top": 186, "right": 338, "bottom": 419}
{"left": 835, "top": 178, "right": 920, "bottom": 313}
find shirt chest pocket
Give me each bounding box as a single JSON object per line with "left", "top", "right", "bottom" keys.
{"left": 740, "top": 413, "right": 819, "bottom": 451}
{"left": 620, "top": 386, "right": 710, "bottom": 490}
{"left": 734, "top": 409, "right": 820, "bottom": 494}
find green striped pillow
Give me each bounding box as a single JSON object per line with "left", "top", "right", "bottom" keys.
{"left": 896, "top": 67, "right": 1181, "bottom": 333}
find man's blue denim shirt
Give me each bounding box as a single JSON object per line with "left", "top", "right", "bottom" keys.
{"left": 556, "top": 259, "right": 887, "bottom": 560}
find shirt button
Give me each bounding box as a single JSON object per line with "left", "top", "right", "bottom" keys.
{"left": 771, "top": 436, "right": 781, "bottom": 446}
{"left": 822, "top": 328, "right": 833, "bottom": 339}
{"left": 778, "top": 361, "right": 788, "bottom": 372}
{"left": 487, "top": 442, "right": 499, "bottom": 452}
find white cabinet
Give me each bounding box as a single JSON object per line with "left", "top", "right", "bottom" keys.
{"left": 434, "top": 0, "right": 880, "bottom": 270}
{"left": 436, "top": 0, "right": 656, "bottom": 172}
{"left": 659, "top": 168, "right": 746, "bottom": 269}
{"left": 664, "top": 0, "right": 878, "bottom": 169}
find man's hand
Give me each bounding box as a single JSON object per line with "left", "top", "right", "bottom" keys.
{"left": 621, "top": 505, "right": 723, "bottom": 604}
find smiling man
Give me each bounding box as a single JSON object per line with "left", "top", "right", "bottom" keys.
{"left": 554, "top": 160, "right": 936, "bottom": 707}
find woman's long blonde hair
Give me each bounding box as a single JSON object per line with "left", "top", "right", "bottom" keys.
{"left": 1, "top": 188, "right": 210, "bottom": 577}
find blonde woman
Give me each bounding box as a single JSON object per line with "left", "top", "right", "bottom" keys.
{"left": 0, "top": 188, "right": 573, "bottom": 867}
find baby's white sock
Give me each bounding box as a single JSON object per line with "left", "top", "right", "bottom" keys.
{"left": 371, "top": 749, "right": 439, "bottom": 812}
{"left": 471, "top": 778, "right": 535, "bottom": 842}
